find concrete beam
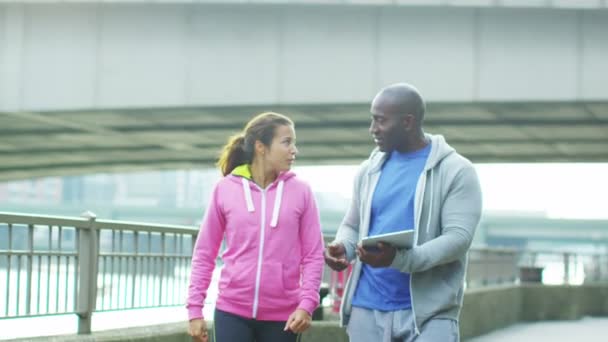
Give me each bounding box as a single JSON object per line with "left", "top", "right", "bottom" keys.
{"left": 0, "top": 1, "right": 606, "bottom": 9}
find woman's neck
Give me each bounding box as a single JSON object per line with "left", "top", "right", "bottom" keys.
{"left": 250, "top": 160, "right": 277, "bottom": 189}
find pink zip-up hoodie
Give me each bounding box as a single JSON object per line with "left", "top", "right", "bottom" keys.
{"left": 187, "top": 164, "right": 325, "bottom": 321}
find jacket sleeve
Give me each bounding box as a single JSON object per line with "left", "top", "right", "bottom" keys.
{"left": 296, "top": 185, "right": 326, "bottom": 316}
{"left": 333, "top": 164, "right": 366, "bottom": 262}
{"left": 186, "top": 183, "right": 226, "bottom": 320}
{"left": 390, "top": 164, "right": 482, "bottom": 273}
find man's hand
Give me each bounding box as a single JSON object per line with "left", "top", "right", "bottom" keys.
{"left": 357, "top": 242, "right": 396, "bottom": 268}
{"left": 324, "top": 243, "right": 349, "bottom": 271}
{"left": 284, "top": 308, "right": 311, "bottom": 333}
{"left": 188, "top": 318, "right": 209, "bottom": 342}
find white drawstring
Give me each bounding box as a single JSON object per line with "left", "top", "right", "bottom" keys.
{"left": 241, "top": 176, "right": 284, "bottom": 226}
{"left": 425, "top": 169, "right": 434, "bottom": 235}
{"left": 242, "top": 178, "right": 255, "bottom": 212}
{"left": 270, "top": 180, "right": 284, "bottom": 228}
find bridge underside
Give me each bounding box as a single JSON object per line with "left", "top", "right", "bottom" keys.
{"left": 1, "top": 101, "right": 607, "bottom": 182}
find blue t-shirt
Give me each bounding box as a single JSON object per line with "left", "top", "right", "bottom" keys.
{"left": 351, "top": 143, "right": 431, "bottom": 311}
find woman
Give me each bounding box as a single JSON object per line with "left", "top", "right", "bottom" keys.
{"left": 187, "top": 112, "right": 325, "bottom": 342}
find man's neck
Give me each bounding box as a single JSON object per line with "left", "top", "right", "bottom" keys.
{"left": 395, "top": 133, "right": 428, "bottom": 153}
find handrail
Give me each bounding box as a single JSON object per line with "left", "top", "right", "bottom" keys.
{"left": 94, "top": 220, "right": 196, "bottom": 234}
{"left": 0, "top": 211, "right": 89, "bottom": 226}
{"left": 0, "top": 211, "right": 196, "bottom": 233}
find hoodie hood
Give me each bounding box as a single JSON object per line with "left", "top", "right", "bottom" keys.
{"left": 231, "top": 164, "right": 296, "bottom": 182}
{"left": 423, "top": 134, "right": 455, "bottom": 170}
{"left": 229, "top": 164, "right": 296, "bottom": 228}
{"left": 367, "top": 133, "right": 455, "bottom": 174}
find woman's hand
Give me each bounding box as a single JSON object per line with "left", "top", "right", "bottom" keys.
{"left": 284, "top": 308, "right": 312, "bottom": 333}
{"left": 188, "top": 318, "right": 209, "bottom": 342}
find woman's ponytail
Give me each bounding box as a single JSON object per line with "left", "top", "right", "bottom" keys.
{"left": 217, "top": 133, "right": 249, "bottom": 176}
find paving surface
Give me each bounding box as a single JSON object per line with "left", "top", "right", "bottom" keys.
{"left": 468, "top": 317, "right": 608, "bottom": 342}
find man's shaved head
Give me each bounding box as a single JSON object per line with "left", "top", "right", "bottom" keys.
{"left": 369, "top": 83, "right": 427, "bottom": 153}
{"left": 372, "top": 83, "right": 426, "bottom": 127}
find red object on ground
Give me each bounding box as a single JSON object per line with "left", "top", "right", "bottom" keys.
{"left": 330, "top": 265, "right": 353, "bottom": 313}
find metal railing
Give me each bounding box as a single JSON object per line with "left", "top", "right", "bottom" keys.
{"left": 466, "top": 247, "right": 520, "bottom": 288}
{"left": 2, "top": 211, "right": 608, "bottom": 334}
{"left": 466, "top": 247, "right": 608, "bottom": 288}
{"left": 0, "top": 211, "right": 197, "bottom": 333}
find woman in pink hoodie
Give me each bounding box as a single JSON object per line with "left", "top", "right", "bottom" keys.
{"left": 187, "top": 112, "right": 325, "bottom": 342}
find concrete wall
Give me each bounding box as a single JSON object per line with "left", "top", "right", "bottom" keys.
{"left": 520, "top": 284, "right": 608, "bottom": 321}
{"left": 1, "top": 4, "right": 607, "bottom": 112}
{"left": 460, "top": 285, "right": 522, "bottom": 338}
{"left": 462, "top": 283, "right": 608, "bottom": 339}
{"left": 13, "top": 283, "right": 608, "bottom": 341}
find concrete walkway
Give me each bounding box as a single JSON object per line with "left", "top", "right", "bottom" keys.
{"left": 468, "top": 316, "right": 608, "bottom": 342}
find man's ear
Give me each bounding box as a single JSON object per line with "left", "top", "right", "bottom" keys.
{"left": 403, "top": 114, "right": 416, "bottom": 131}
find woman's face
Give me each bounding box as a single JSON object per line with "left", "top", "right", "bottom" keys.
{"left": 263, "top": 124, "right": 298, "bottom": 173}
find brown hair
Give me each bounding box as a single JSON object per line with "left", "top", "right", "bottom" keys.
{"left": 217, "top": 112, "right": 294, "bottom": 176}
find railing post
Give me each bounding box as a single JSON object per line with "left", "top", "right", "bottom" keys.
{"left": 563, "top": 252, "right": 570, "bottom": 285}
{"left": 591, "top": 254, "right": 600, "bottom": 282}
{"left": 26, "top": 224, "right": 34, "bottom": 315}
{"left": 77, "top": 211, "right": 99, "bottom": 334}
{"left": 530, "top": 251, "right": 537, "bottom": 267}
{"left": 599, "top": 254, "right": 608, "bottom": 281}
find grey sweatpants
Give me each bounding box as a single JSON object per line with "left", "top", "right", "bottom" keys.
{"left": 346, "top": 306, "right": 459, "bottom": 342}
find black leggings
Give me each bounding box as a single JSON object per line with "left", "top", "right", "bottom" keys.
{"left": 213, "top": 309, "right": 300, "bottom": 342}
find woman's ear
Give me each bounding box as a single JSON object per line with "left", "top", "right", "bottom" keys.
{"left": 254, "top": 140, "right": 266, "bottom": 157}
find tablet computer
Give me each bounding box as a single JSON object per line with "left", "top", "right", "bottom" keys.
{"left": 361, "top": 230, "right": 414, "bottom": 249}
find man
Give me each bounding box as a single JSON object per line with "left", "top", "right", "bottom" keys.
{"left": 325, "top": 83, "right": 482, "bottom": 342}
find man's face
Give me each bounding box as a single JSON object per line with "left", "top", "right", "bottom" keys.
{"left": 369, "top": 99, "right": 407, "bottom": 152}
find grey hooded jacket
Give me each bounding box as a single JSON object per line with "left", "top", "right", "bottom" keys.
{"left": 333, "top": 133, "right": 482, "bottom": 333}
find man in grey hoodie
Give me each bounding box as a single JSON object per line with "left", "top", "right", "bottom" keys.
{"left": 324, "top": 83, "right": 482, "bottom": 342}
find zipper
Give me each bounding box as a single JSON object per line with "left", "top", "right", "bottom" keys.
{"left": 410, "top": 273, "right": 420, "bottom": 335}
{"left": 252, "top": 187, "right": 267, "bottom": 318}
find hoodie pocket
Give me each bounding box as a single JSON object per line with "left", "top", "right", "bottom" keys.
{"left": 258, "top": 261, "right": 299, "bottom": 309}
{"left": 218, "top": 265, "right": 231, "bottom": 291}
{"left": 282, "top": 263, "right": 300, "bottom": 291}
{"left": 218, "top": 261, "right": 255, "bottom": 304}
